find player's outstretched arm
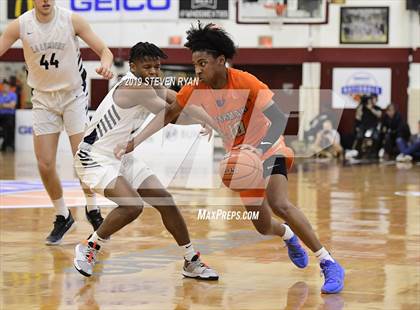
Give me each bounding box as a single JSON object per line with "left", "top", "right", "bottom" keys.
{"left": 114, "top": 82, "right": 167, "bottom": 112}
{"left": 183, "top": 105, "right": 218, "bottom": 131}
{"left": 0, "top": 19, "right": 20, "bottom": 58}
{"left": 72, "top": 14, "right": 113, "bottom": 79}
{"left": 114, "top": 101, "right": 182, "bottom": 159}
{"left": 138, "top": 101, "right": 182, "bottom": 142}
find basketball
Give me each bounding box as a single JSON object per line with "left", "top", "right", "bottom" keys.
{"left": 219, "top": 149, "right": 263, "bottom": 191}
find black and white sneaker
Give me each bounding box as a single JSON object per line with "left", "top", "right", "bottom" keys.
{"left": 85, "top": 206, "right": 104, "bottom": 231}
{"left": 45, "top": 210, "right": 75, "bottom": 245}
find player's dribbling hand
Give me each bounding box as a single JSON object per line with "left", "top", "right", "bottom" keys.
{"left": 200, "top": 124, "right": 213, "bottom": 142}
{"left": 96, "top": 65, "right": 114, "bottom": 80}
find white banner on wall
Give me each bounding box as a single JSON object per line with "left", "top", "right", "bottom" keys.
{"left": 332, "top": 68, "right": 391, "bottom": 109}
{"left": 56, "top": 0, "right": 178, "bottom": 21}
{"left": 15, "top": 110, "right": 214, "bottom": 188}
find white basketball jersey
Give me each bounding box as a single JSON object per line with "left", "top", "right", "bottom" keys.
{"left": 19, "top": 6, "right": 86, "bottom": 92}
{"left": 78, "top": 72, "right": 151, "bottom": 161}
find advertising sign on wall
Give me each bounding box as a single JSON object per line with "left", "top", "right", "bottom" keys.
{"left": 332, "top": 67, "right": 391, "bottom": 109}
{"left": 56, "top": 0, "right": 178, "bottom": 21}
{"left": 7, "top": 0, "right": 178, "bottom": 21}
{"left": 179, "top": 0, "right": 229, "bottom": 19}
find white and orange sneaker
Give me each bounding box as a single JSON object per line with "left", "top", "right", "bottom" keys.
{"left": 74, "top": 241, "right": 100, "bottom": 277}
{"left": 182, "top": 252, "right": 219, "bottom": 281}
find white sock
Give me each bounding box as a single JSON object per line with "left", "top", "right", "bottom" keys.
{"left": 88, "top": 231, "right": 106, "bottom": 247}
{"left": 314, "top": 247, "right": 335, "bottom": 263}
{"left": 281, "top": 224, "right": 294, "bottom": 241}
{"left": 53, "top": 198, "right": 69, "bottom": 218}
{"left": 85, "top": 194, "right": 98, "bottom": 212}
{"left": 180, "top": 242, "right": 196, "bottom": 261}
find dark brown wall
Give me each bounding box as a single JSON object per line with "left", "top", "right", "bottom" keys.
{"left": 2, "top": 47, "right": 418, "bottom": 64}
{"left": 90, "top": 79, "right": 109, "bottom": 110}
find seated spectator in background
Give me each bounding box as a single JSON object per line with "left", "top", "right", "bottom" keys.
{"left": 370, "top": 93, "right": 379, "bottom": 110}
{"left": 304, "top": 113, "right": 330, "bottom": 144}
{"left": 353, "top": 94, "right": 382, "bottom": 159}
{"left": 381, "top": 103, "right": 404, "bottom": 159}
{"left": 0, "top": 80, "right": 17, "bottom": 152}
{"left": 9, "top": 76, "right": 22, "bottom": 108}
{"left": 396, "top": 121, "right": 420, "bottom": 162}
{"left": 355, "top": 94, "right": 382, "bottom": 131}
{"left": 312, "top": 119, "right": 343, "bottom": 158}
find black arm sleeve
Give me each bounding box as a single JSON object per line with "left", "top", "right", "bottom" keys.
{"left": 258, "top": 103, "right": 288, "bottom": 153}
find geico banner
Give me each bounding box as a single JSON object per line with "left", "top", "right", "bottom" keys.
{"left": 332, "top": 67, "right": 391, "bottom": 109}
{"left": 15, "top": 110, "right": 213, "bottom": 188}
{"left": 56, "top": 0, "right": 178, "bottom": 21}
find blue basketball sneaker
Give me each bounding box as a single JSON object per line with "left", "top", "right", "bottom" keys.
{"left": 284, "top": 235, "right": 309, "bottom": 268}
{"left": 320, "top": 260, "right": 345, "bottom": 294}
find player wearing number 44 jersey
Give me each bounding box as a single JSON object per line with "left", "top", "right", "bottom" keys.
{"left": 0, "top": 0, "right": 113, "bottom": 245}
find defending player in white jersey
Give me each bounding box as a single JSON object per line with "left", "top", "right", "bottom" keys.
{"left": 73, "top": 42, "right": 218, "bottom": 280}
{"left": 0, "top": 0, "right": 113, "bottom": 245}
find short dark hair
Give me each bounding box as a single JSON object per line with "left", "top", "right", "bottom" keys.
{"left": 2, "top": 79, "right": 10, "bottom": 85}
{"left": 129, "top": 42, "right": 168, "bottom": 63}
{"left": 184, "top": 21, "right": 236, "bottom": 59}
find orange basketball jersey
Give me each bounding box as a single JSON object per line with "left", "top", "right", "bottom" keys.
{"left": 177, "top": 68, "right": 274, "bottom": 151}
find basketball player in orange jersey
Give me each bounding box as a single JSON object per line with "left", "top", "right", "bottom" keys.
{"left": 115, "top": 22, "right": 345, "bottom": 294}
{"left": 0, "top": 0, "right": 112, "bottom": 244}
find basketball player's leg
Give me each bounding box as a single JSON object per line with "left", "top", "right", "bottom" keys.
{"left": 65, "top": 90, "right": 103, "bottom": 231}
{"left": 137, "top": 175, "right": 190, "bottom": 245}
{"left": 136, "top": 174, "right": 218, "bottom": 280}
{"left": 266, "top": 174, "right": 322, "bottom": 252}
{"left": 265, "top": 167, "right": 345, "bottom": 294}
{"left": 33, "top": 132, "right": 62, "bottom": 201}
{"left": 98, "top": 176, "right": 143, "bottom": 237}
{"left": 241, "top": 189, "right": 308, "bottom": 269}
{"left": 33, "top": 92, "right": 75, "bottom": 245}
{"left": 74, "top": 176, "right": 143, "bottom": 277}
{"left": 68, "top": 132, "right": 104, "bottom": 230}
{"left": 34, "top": 131, "right": 76, "bottom": 245}
{"left": 242, "top": 199, "right": 286, "bottom": 237}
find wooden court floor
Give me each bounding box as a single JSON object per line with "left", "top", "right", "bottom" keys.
{"left": 1, "top": 152, "right": 419, "bottom": 309}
